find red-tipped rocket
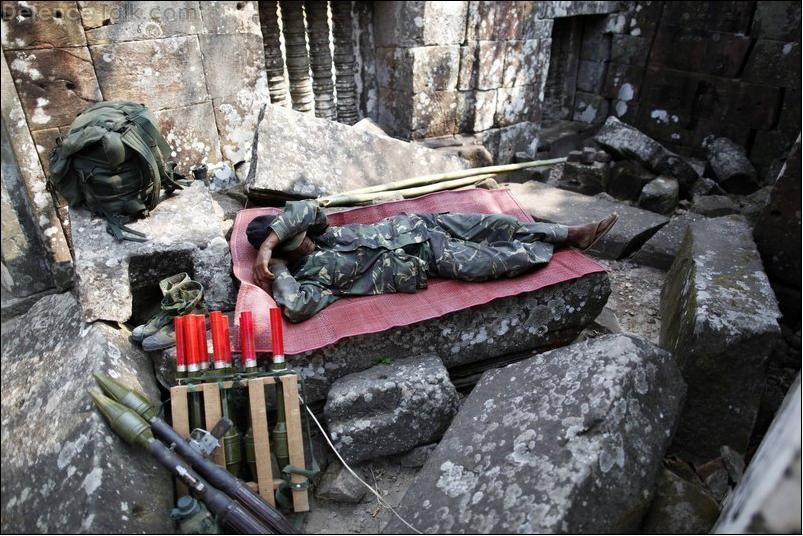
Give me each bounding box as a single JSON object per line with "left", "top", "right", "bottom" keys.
{"left": 269, "top": 307, "right": 285, "bottom": 369}
{"left": 194, "top": 314, "right": 209, "bottom": 372}
{"left": 210, "top": 311, "right": 232, "bottom": 371}
{"left": 175, "top": 316, "right": 187, "bottom": 379}
{"left": 184, "top": 314, "right": 201, "bottom": 377}
{"left": 239, "top": 311, "right": 257, "bottom": 370}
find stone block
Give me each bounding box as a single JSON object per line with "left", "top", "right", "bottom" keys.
{"left": 494, "top": 1, "right": 523, "bottom": 40}
{"left": 324, "top": 355, "right": 459, "bottom": 464}
{"left": 69, "top": 182, "right": 234, "bottom": 323}
{"left": 79, "top": 1, "right": 204, "bottom": 44}
{"left": 398, "top": 443, "right": 437, "bottom": 468}
{"left": 508, "top": 181, "right": 669, "bottom": 259}
{"left": 422, "top": 1, "right": 467, "bottom": 45}
{"left": 611, "top": 34, "right": 649, "bottom": 67}
{"left": 376, "top": 46, "right": 413, "bottom": 93}
{"left": 603, "top": 62, "right": 644, "bottom": 101}
{"left": 626, "top": 0, "right": 662, "bottom": 39}
{"left": 411, "top": 90, "right": 459, "bottom": 139}
{"left": 247, "top": 103, "right": 467, "bottom": 199}
{"left": 751, "top": 1, "right": 802, "bottom": 42}
{"left": 556, "top": 161, "right": 609, "bottom": 195}
{"left": 198, "top": 33, "right": 265, "bottom": 100}
{"left": 154, "top": 102, "right": 223, "bottom": 176}
{"left": 651, "top": 26, "right": 750, "bottom": 78}
{"left": 660, "top": 215, "right": 781, "bottom": 462}
{"left": 501, "top": 39, "right": 541, "bottom": 88}
{"left": 713, "top": 374, "right": 801, "bottom": 534}
{"left": 642, "top": 468, "right": 720, "bottom": 533}
{"left": 754, "top": 137, "right": 802, "bottom": 291}
{"left": 6, "top": 47, "right": 101, "bottom": 129}
{"left": 212, "top": 86, "right": 270, "bottom": 168}
{"left": 661, "top": 1, "right": 753, "bottom": 33}
{"left": 494, "top": 85, "right": 537, "bottom": 127}
{"left": 726, "top": 81, "right": 783, "bottom": 131}
{"left": 472, "top": 89, "right": 497, "bottom": 132}
{"left": 0, "top": 293, "right": 173, "bottom": 533}
{"left": 465, "top": 0, "right": 497, "bottom": 41}
{"left": 638, "top": 176, "right": 679, "bottom": 215}
{"left": 523, "top": 17, "right": 553, "bottom": 40}
{"left": 373, "top": 1, "right": 425, "bottom": 47}
{"left": 90, "top": 36, "right": 207, "bottom": 110}
{"left": 383, "top": 334, "right": 686, "bottom": 534}
{"left": 376, "top": 88, "right": 413, "bottom": 138}
{"left": 497, "top": 121, "right": 538, "bottom": 164}
{"left": 742, "top": 40, "right": 802, "bottom": 89}
{"left": 30, "top": 126, "right": 69, "bottom": 175}
{"left": 288, "top": 270, "right": 610, "bottom": 403}
{"left": 572, "top": 91, "right": 609, "bottom": 124}
{"left": 475, "top": 41, "right": 506, "bottom": 90}
{"left": 536, "top": 1, "right": 619, "bottom": 19}
{"left": 576, "top": 60, "right": 607, "bottom": 93}
{"left": 631, "top": 213, "right": 706, "bottom": 270}
{"left": 315, "top": 462, "right": 366, "bottom": 504}
{"left": 703, "top": 136, "right": 759, "bottom": 194}
{"left": 608, "top": 160, "right": 655, "bottom": 201}
{"left": 198, "top": 0, "right": 261, "bottom": 35}
{"left": 751, "top": 130, "right": 795, "bottom": 182}
{"left": 580, "top": 18, "right": 612, "bottom": 62}
{"left": 1, "top": 1, "right": 86, "bottom": 49}
{"left": 689, "top": 195, "right": 739, "bottom": 217}
{"left": 411, "top": 46, "right": 460, "bottom": 93}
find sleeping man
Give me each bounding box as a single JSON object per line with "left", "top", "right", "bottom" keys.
{"left": 248, "top": 199, "right": 617, "bottom": 322}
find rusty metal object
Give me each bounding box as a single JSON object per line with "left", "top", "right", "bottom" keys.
{"left": 280, "top": 0, "right": 315, "bottom": 113}
{"left": 305, "top": 0, "right": 336, "bottom": 120}
{"left": 331, "top": 1, "right": 358, "bottom": 125}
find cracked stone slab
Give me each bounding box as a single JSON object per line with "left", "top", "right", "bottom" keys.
{"left": 69, "top": 182, "right": 234, "bottom": 323}
{"left": 660, "top": 215, "right": 781, "bottom": 462}
{"left": 324, "top": 355, "right": 459, "bottom": 464}
{"left": 507, "top": 181, "right": 668, "bottom": 259}
{"left": 383, "top": 334, "right": 686, "bottom": 534}
{"left": 631, "top": 213, "right": 707, "bottom": 270}
{"left": 245, "top": 104, "right": 469, "bottom": 201}
{"left": 289, "top": 271, "right": 610, "bottom": 403}
{"left": 0, "top": 293, "right": 172, "bottom": 533}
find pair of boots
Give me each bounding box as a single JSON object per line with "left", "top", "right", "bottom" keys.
{"left": 132, "top": 273, "right": 205, "bottom": 351}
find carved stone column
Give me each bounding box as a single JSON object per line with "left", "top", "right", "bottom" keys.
{"left": 305, "top": 1, "right": 337, "bottom": 120}
{"left": 280, "top": 0, "right": 315, "bottom": 113}
{"left": 331, "top": 1, "right": 358, "bottom": 124}
{"left": 258, "top": 1, "right": 289, "bottom": 106}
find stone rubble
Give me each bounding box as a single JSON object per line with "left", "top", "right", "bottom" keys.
{"left": 703, "top": 136, "right": 759, "bottom": 194}
{"left": 0, "top": 293, "right": 172, "bottom": 534}
{"left": 641, "top": 467, "right": 720, "bottom": 534}
{"left": 689, "top": 194, "right": 740, "bottom": 217}
{"left": 315, "top": 462, "right": 368, "bottom": 504}
{"left": 383, "top": 334, "right": 686, "bottom": 534}
{"left": 631, "top": 213, "right": 706, "bottom": 271}
{"left": 324, "top": 355, "right": 459, "bottom": 464}
{"left": 638, "top": 176, "right": 679, "bottom": 215}
{"left": 660, "top": 215, "right": 781, "bottom": 463}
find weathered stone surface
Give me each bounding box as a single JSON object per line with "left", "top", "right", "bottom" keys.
{"left": 373, "top": 1, "right": 425, "bottom": 47}
{"left": 502, "top": 39, "right": 542, "bottom": 88}
{"left": 508, "top": 181, "right": 669, "bottom": 259}
{"left": 398, "top": 443, "right": 437, "bottom": 469}
{"left": 410, "top": 46, "right": 460, "bottom": 93}
{"left": 154, "top": 101, "right": 223, "bottom": 176}
{"left": 753, "top": 137, "right": 802, "bottom": 291}
{"left": 742, "top": 39, "right": 801, "bottom": 90}
{"left": 556, "top": 161, "right": 609, "bottom": 195}
{"left": 690, "top": 194, "right": 739, "bottom": 217}
{"left": 198, "top": 0, "right": 261, "bottom": 35}
{"left": 703, "top": 136, "right": 759, "bottom": 194}
{"left": 495, "top": 85, "right": 537, "bottom": 127}
{"left": 638, "top": 176, "right": 678, "bottom": 215}
{"left": 611, "top": 34, "right": 650, "bottom": 67}
{"left": 576, "top": 60, "right": 607, "bottom": 93}
{"left": 422, "top": 1, "right": 468, "bottom": 45}
{"left": 315, "top": 461, "right": 366, "bottom": 504}
{"left": 690, "top": 177, "right": 726, "bottom": 198}
{"left": 290, "top": 270, "right": 610, "bottom": 403}
{"left": 6, "top": 46, "right": 101, "bottom": 129}
{"left": 642, "top": 468, "right": 720, "bottom": 534}
{"left": 594, "top": 117, "right": 698, "bottom": 195}
{"left": 384, "top": 334, "right": 686, "bottom": 534}
{"left": 325, "top": 355, "right": 458, "bottom": 464}
{"left": 631, "top": 213, "right": 705, "bottom": 270}
{"left": 751, "top": 1, "right": 802, "bottom": 42}
{"left": 1, "top": 1, "right": 87, "bottom": 49}
{"left": 69, "top": 182, "right": 234, "bottom": 323}
{"left": 713, "top": 374, "right": 801, "bottom": 534}
{"left": 660, "top": 215, "right": 781, "bottom": 462}
{"left": 212, "top": 88, "right": 269, "bottom": 170}
{"left": 247, "top": 104, "right": 468, "bottom": 199}
{"left": 79, "top": 1, "right": 203, "bottom": 44}
{"left": 90, "top": 36, "right": 207, "bottom": 110}
{"left": 412, "top": 90, "right": 459, "bottom": 139}
{"left": 608, "top": 160, "right": 655, "bottom": 201}
{"left": 0, "top": 293, "right": 172, "bottom": 533}
{"left": 199, "top": 33, "right": 265, "bottom": 100}
{"left": 573, "top": 91, "right": 609, "bottom": 124}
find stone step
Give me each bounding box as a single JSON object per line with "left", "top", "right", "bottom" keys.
{"left": 383, "top": 334, "right": 686, "bottom": 534}
{"left": 506, "top": 181, "right": 668, "bottom": 259}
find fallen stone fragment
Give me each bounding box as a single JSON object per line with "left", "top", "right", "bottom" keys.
{"left": 735, "top": 185, "right": 772, "bottom": 226}
{"left": 608, "top": 160, "right": 656, "bottom": 201}
{"left": 0, "top": 293, "right": 172, "bottom": 534}
{"left": 690, "top": 194, "right": 739, "bottom": 217}
{"left": 641, "top": 468, "right": 720, "bottom": 534}
{"left": 638, "top": 176, "right": 679, "bottom": 215}
{"left": 290, "top": 270, "right": 610, "bottom": 403}
{"left": 69, "top": 182, "right": 235, "bottom": 323}
{"left": 691, "top": 177, "right": 727, "bottom": 197}
{"left": 398, "top": 443, "right": 438, "bottom": 468}
{"left": 383, "top": 334, "right": 686, "bottom": 534}
{"left": 246, "top": 104, "right": 468, "bottom": 201}
{"left": 702, "top": 136, "right": 759, "bottom": 194}
{"left": 324, "top": 355, "right": 459, "bottom": 464}
{"left": 508, "top": 181, "right": 668, "bottom": 259}
{"left": 593, "top": 117, "right": 698, "bottom": 195}
{"left": 713, "top": 374, "right": 801, "bottom": 534}
{"left": 353, "top": 117, "right": 391, "bottom": 138}
{"left": 660, "top": 215, "right": 781, "bottom": 463}
{"left": 555, "top": 160, "right": 609, "bottom": 195}
{"left": 315, "top": 461, "right": 367, "bottom": 504}
{"left": 631, "top": 213, "right": 706, "bottom": 270}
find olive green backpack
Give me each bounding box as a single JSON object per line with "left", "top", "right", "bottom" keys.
{"left": 48, "top": 101, "right": 186, "bottom": 241}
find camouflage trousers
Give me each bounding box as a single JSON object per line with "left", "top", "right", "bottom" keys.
{"left": 419, "top": 213, "right": 569, "bottom": 282}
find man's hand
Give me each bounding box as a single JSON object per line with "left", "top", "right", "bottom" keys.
{"left": 253, "top": 231, "right": 282, "bottom": 290}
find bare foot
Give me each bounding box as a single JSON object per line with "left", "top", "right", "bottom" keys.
{"left": 567, "top": 213, "right": 619, "bottom": 250}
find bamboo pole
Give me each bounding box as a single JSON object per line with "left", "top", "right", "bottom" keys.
{"left": 321, "top": 174, "right": 498, "bottom": 207}
{"left": 317, "top": 158, "right": 566, "bottom": 206}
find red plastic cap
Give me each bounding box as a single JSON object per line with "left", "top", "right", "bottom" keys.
{"left": 270, "top": 307, "right": 284, "bottom": 357}
{"left": 194, "top": 314, "right": 208, "bottom": 366}
{"left": 183, "top": 314, "right": 200, "bottom": 371}
{"left": 174, "top": 316, "right": 186, "bottom": 369}
{"left": 210, "top": 311, "right": 232, "bottom": 367}
{"left": 240, "top": 311, "right": 256, "bottom": 361}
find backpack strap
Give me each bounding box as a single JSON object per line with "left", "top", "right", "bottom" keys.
{"left": 123, "top": 107, "right": 187, "bottom": 193}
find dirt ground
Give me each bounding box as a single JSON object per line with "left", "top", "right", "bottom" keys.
{"left": 597, "top": 259, "right": 666, "bottom": 344}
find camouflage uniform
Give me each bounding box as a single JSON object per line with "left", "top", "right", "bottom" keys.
{"left": 253, "top": 200, "right": 568, "bottom": 322}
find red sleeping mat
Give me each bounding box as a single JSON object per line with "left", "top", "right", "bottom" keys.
{"left": 231, "top": 188, "right": 606, "bottom": 354}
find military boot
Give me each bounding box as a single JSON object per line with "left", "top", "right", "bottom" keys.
{"left": 133, "top": 273, "right": 205, "bottom": 345}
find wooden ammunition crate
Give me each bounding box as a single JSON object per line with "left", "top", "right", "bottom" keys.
{"left": 169, "top": 375, "right": 309, "bottom": 512}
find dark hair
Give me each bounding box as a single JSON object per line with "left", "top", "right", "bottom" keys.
{"left": 245, "top": 215, "right": 277, "bottom": 250}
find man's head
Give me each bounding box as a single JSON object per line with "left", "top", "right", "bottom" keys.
{"left": 246, "top": 215, "right": 315, "bottom": 260}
